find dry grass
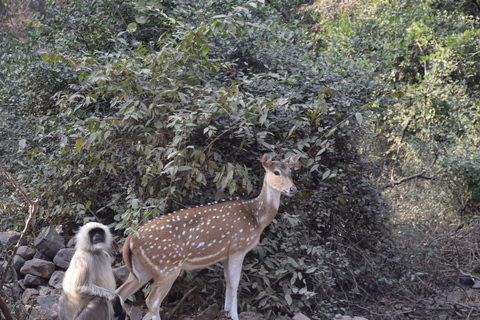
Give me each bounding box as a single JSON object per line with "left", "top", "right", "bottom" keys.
{"left": 355, "top": 179, "right": 480, "bottom": 319}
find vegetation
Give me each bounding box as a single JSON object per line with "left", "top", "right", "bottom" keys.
{"left": 1, "top": 0, "right": 479, "bottom": 319}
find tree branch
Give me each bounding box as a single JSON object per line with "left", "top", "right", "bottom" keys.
{"left": 390, "top": 119, "right": 411, "bottom": 182}
{"left": 265, "top": 0, "right": 291, "bottom": 22}
{"left": 0, "top": 165, "right": 39, "bottom": 320}
{"left": 383, "top": 171, "right": 435, "bottom": 189}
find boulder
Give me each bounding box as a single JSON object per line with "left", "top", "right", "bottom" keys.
{"left": 53, "top": 248, "right": 76, "bottom": 270}
{"left": 113, "top": 265, "right": 130, "bottom": 284}
{"left": 20, "top": 258, "right": 56, "bottom": 279}
{"left": 34, "top": 227, "right": 65, "bottom": 258}
{"left": 22, "top": 288, "right": 39, "bottom": 304}
{"left": 14, "top": 254, "right": 26, "bottom": 274}
{"left": 0, "top": 231, "right": 21, "bottom": 247}
{"left": 29, "top": 305, "right": 59, "bottom": 320}
{"left": 23, "top": 274, "right": 48, "bottom": 287}
{"left": 37, "top": 294, "right": 60, "bottom": 308}
{"left": 126, "top": 305, "right": 144, "bottom": 320}
{"left": 34, "top": 250, "right": 53, "bottom": 261}
{"left": 48, "top": 270, "right": 65, "bottom": 289}
{"left": 16, "top": 246, "right": 36, "bottom": 260}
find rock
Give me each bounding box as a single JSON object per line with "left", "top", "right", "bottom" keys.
{"left": 23, "top": 274, "right": 49, "bottom": 287}
{"left": 48, "top": 270, "right": 65, "bottom": 289}
{"left": 37, "top": 294, "right": 60, "bottom": 308}
{"left": 18, "top": 279, "right": 27, "bottom": 290}
{"left": 17, "top": 246, "right": 36, "bottom": 260}
{"left": 38, "top": 285, "right": 61, "bottom": 296}
{"left": 34, "top": 227, "right": 65, "bottom": 258}
{"left": 34, "top": 250, "right": 53, "bottom": 261}
{"left": 21, "top": 288, "right": 39, "bottom": 305}
{"left": 293, "top": 313, "right": 310, "bottom": 320}
{"left": 447, "top": 290, "right": 464, "bottom": 303}
{"left": 14, "top": 254, "right": 26, "bottom": 274}
{"left": 1, "top": 261, "right": 15, "bottom": 282}
{"left": 113, "top": 265, "right": 130, "bottom": 284}
{"left": 197, "top": 304, "right": 218, "bottom": 320}
{"left": 238, "top": 312, "right": 264, "bottom": 320}
{"left": 126, "top": 305, "right": 144, "bottom": 320}
{"left": 20, "top": 258, "right": 56, "bottom": 279}
{"left": 29, "top": 305, "right": 59, "bottom": 320}
{"left": 53, "top": 248, "right": 76, "bottom": 270}
{"left": 0, "top": 231, "right": 21, "bottom": 247}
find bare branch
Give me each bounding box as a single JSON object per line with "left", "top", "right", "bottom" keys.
{"left": 390, "top": 119, "right": 411, "bottom": 181}
{"left": 383, "top": 171, "right": 436, "bottom": 189}
{"left": 0, "top": 165, "right": 39, "bottom": 313}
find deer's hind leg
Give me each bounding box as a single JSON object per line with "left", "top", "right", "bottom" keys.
{"left": 117, "top": 253, "right": 153, "bottom": 301}
{"left": 145, "top": 266, "right": 182, "bottom": 320}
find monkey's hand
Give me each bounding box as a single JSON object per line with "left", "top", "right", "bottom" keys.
{"left": 112, "top": 293, "right": 126, "bottom": 320}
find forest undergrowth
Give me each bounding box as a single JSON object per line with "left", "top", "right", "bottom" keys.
{"left": 357, "top": 180, "right": 480, "bottom": 320}
{"left": 1, "top": 0, "right": 480, "bottom": 319}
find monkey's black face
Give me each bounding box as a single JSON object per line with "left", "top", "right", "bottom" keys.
{"left": 89, "top": 228, "right": 106, "bottom": 246}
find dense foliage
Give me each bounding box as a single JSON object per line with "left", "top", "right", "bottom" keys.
{"left": 1, "top": 0, "right": 388, "bottom": 318}
{"left": 313, "top": 0, "right": 480, "bottom": 217}
{"left": 2, "top": 0, "right": 479, "bottom": 319}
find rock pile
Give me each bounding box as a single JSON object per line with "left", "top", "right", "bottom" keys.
{"left": 0, "top": 228, "right": 366, "bottom": 320}
{"left": 1, "top": 227, "right": 72, "bottom": 319}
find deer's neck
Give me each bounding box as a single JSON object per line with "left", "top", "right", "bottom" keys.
{"left": 251, "top": 176, "right": 282, "bottom": 229}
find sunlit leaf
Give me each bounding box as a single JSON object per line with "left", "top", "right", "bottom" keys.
{"left": 75, "top": 138, "right": 83, "bottom": 153}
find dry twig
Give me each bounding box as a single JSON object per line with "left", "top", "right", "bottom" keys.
{"left": 0, "top": 166, "right": 39, "bottom": 320}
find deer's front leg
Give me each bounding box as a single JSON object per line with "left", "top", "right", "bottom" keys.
{"left": 224, "top": 253, "right": 246, "bottom": 320}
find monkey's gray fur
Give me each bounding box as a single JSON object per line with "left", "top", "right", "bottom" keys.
{"left": 59, "top": 222, "right": 125, "bottom": 320}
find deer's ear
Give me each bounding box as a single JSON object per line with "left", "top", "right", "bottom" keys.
{"left": 283, "top": 154, "right": 301, "bottom": 169}
{"left": 262, "top": 154, "right": 272, "bottom": 169}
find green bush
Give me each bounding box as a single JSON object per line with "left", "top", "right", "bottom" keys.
{"left": 1, "top": 0, "right": 390, "bottom": 318}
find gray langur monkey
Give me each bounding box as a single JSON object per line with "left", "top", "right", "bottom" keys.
{"left": 59, "top": 222, "right": 126, "bottom": 320}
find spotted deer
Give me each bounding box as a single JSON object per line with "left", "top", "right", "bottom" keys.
{"left": 116, "top": 153, "right": 301, "bottom": 320}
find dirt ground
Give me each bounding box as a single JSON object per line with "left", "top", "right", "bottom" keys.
{"left": 353, "top": 219, "right": 480, "bottom": 320}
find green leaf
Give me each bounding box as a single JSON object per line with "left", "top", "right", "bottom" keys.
{"left": 322, "top": 170, "right": 330, "bottom": 180}
{"left": 127, "top": 23, "right": 137, "bottom": 32}
{"left": 132, "top": 199, "right": 139, "bottom": 210}
{"left": 135, "top": 16, "right": 148, "bottom": 24}
{"left": 75, "top": 138, "right": 83, "bottom": 153}
{"left": 202, "top": 46, "right": 210, "bottom": 56}
{"left": 85, "top": 201, "right": 92, "bottom": 211}
{"left": 392, "top": 91, "right": 405, "bottom": 99}
{"left": 321, "top": 103, "right": 327, "bottom": 114}
{"left": 285, "top": 294, "right": 292, "bottom": 305}
{"left": 326, "top": 128, "right": 336, "bottom": 137}
{"left": 306, "top": 267, "right": 317, "bottom": 273}
{"left": 355, "top": 112, "right": 363, "bottom": 125}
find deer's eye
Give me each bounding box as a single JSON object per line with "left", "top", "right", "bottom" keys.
{"left": 274, "top": 170, "right": 280, "bottom": 176}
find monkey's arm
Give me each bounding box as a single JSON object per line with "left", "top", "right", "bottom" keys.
{"left": 77, "top": 284, "right": 126, "bottom": 319}
{"left": 112, "top": 294, "right": 126, "bottom": 320}
{"left": 76, "top": 283, "right": 118, "bottom": 302}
